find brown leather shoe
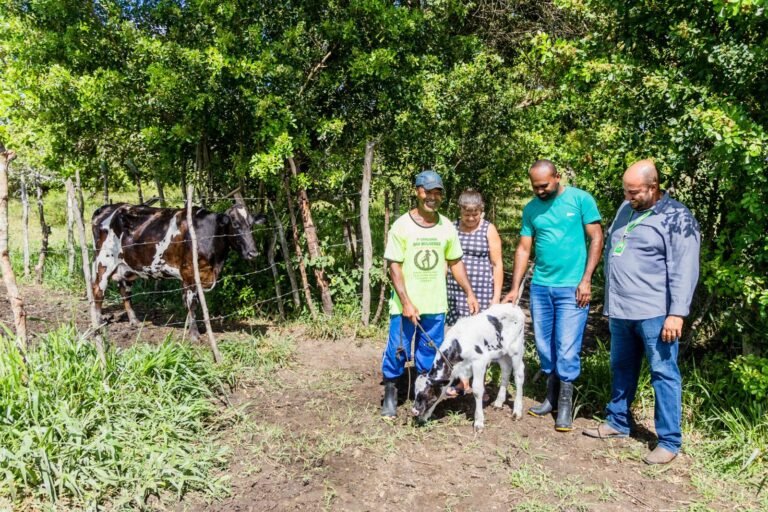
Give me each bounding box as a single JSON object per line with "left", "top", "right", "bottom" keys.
{"left": 582, "top": 422, "right": 628, "bottom": 439}
{"left": 643, "top": 446, "right": 677, "bottom": 465}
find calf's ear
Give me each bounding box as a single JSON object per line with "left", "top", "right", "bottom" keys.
{"left": 253, "top": 214, "right": 267, "bottom": 225}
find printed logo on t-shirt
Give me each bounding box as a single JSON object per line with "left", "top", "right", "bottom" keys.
{"left": 414, "top": 249, "right": 439, "bottom": 271}
{"left": 567, "top": 212, "right": 576, "bottom": 217}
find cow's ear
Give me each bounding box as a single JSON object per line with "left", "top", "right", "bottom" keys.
{"left": 218, "top": 215, "right": 231, "bottom": 227}
{"left": 253, "top": 214, "right": 267, "bottom": 225}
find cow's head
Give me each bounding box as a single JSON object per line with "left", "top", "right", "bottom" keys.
{"left": 224, "top": 202, "right": 266, "bottom": 261}
{"left": 411, "top": 372, "right": 450, "bottom": 423}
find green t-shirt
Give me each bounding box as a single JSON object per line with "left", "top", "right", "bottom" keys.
{"left": 385, "top": 212, "right": 463, "bottom": 315}
{"left": 521, "top": 186, "right": 601, "bottom": 287}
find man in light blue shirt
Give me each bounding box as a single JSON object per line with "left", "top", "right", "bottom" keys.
{"left": 584, "top": 160, "right": 700, "bottom": 465}
{"left": 503, "top": 160, "right": 603, "bottom": 432}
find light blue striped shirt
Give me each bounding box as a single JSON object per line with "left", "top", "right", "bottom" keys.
{"left": 604, "top": 193, "right": 700, "bottom": 320}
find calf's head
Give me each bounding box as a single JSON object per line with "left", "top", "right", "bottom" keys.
{"left": 411, "top": 373, "right": 450, "bottom": 422}
{"left": 224, "top": 203, "right": 266, "bottom": 260}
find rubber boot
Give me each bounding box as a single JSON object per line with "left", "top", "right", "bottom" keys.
{"left": 381, "top": 381, "right": 398, "bottom": 418}
{"left": 555, "top": 381, "right": 574, "bottom": 432}
{"left": 528, "top": 373, "right": 559, "bottom": 417}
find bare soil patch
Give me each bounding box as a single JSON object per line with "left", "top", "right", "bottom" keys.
{"left": 0, "top": 282, "right": 731, "bottom": 511}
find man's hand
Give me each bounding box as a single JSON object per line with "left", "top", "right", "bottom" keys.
{"left": 661, "top": 315, "right": 684, "bottom": 343}
{"left": 467, "top": 293, "right": 480, "bottom": 315}
{"left": 502, "top": 288, "right": 519, "bottom": 305}
{"left": 576, "top": 279, "right": 592, "bottom": 308}
{"left": 402, "top": 301, "right": 421, "bottom": 325}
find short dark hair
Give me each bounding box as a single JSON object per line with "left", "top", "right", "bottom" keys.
{"left": 530, "top": 159, "right": 558, "bottom": 177}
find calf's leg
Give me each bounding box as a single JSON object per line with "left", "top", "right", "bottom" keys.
{"left": 492, "top": 355, "right": 512, "bottom": 409}
{"left": 512, "top": 351, "right": 525, "bottom": 419}
{"left": 471, "top": 361, "right": 488, "bottom": 431}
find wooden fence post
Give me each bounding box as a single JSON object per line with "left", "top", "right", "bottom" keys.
{"left": 267, "top": 230, "right": 285, "bottom": 320}
{"left": 33, "top": 172, "right": 50, "bottom": 284}
{"left": 186, "top": 185, "right": 222, "bottom": 363}
{"left": 66, "top": 178, "right": 76, "bottom": 275}
{"left": 267, "top": 197, "right": 301, "bottom": 309}
{"left": 67, "top": 179, "right": 106, "bottom": 367}
{"left": 20, "top": 171, "right": 30, "bottom": 278}
{"left": 0, "top": 145, "right": 28, "bottom": 352}
{"left": 372, "top": 189, "right": 391, "bottom": 325}
{"left": 360, "top": 141, "right": 375, "bottom": 326}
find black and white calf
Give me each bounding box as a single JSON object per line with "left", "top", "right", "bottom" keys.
{"left": 411, "top": 303, "right": 526, "bottom": 431}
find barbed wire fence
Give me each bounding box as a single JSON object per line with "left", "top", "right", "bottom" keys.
{"left": 8, "top": 174, "right": 533, "bottom": 362}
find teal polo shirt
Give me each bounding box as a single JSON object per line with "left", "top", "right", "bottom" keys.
{"left": 521, "top": 186, "right": 601, "bottom": 287}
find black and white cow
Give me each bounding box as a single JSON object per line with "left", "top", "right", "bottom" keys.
{"left": 91, "top": 200, "right": 265, "bottom": 340}
{"left": 412, "top": 303, "right": 526, "bottom": 431}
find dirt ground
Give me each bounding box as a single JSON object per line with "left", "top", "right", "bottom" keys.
{"left": 0, "top": 283, "right": 741, "bottom": 511}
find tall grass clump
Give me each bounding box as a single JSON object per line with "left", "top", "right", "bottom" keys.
{"left": 684, "top": 354, "right": 768, "bottom": 491}
{"left": 0, "top": 326, "right": 234, "bottom": 509}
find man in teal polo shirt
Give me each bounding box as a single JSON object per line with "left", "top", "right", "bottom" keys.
{"left": 503, "top": 160, "right": 603, "bottom": 431}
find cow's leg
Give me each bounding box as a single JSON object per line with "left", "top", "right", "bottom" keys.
{"left": 511, "top": 351, "right": 525, "bottom": 420}
{"left": 92, "top": 260, "right": 116, "bottom": 322}
{"left": 493, "top": 355, "right": 512, "bottom": 410}
{"left": 183, "top": 285, "right": 200, "bottom": 341}
{"left": 471, "top": 361, "right": 488, "bottom": 431}
{"left": 118, "top": 280, "right": 140, "bottom": 326}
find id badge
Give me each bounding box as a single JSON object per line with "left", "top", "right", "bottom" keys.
{"left": 612, "top": 240, "right": 626, "bottom": 256}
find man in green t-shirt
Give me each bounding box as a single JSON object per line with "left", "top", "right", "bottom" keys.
{"left": 503, "top": 160, "right": 603, "bottom": 431}
{"left": 381, "top": 170, "right": 479, "bottom": 418}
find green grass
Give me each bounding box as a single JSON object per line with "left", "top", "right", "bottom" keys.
{"left": 0, "top": 327, "right": 294, "bottom": 510}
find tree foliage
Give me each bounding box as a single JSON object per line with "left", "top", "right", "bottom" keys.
{"left": 1, "top": 0, "right": 766, "bottom": 351}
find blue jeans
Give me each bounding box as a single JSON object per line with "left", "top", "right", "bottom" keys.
{"left": 382, "top": 314, "right": 445, "bottom": 380}
{"left": 529, "top": 284, "right": 589, "bottom": 382}
{"left": 605, "top": 316, "right": 682, "bottom": 453}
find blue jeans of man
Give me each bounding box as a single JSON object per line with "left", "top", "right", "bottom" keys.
{"left": 381, "top": 314, "right": 445, "bottom": 380}
{"left": 529, "top": 284, "right": 589, "bottom": 383}
{"left": 605, "top": 316, "right": 682, "bottom": 453}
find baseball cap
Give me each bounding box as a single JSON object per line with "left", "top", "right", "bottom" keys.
{"left": 414, "top": 170, "right": 444, "bottom": 190}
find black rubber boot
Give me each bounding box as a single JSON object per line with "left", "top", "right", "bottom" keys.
{"left": 381, "top": 381, "right": 398, "bottom": 418}
{"left": 528, "top": 373, "right": 559, "bottom": 417}
{"left": 555, "top": 381, "right": 574, "bottom": 432}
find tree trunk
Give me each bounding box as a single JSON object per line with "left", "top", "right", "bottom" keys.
{"left": 20, "top": 172, "right": 30, "bottom": 278}
{"left": 33, "top": 173, "right": 50, "bottom": 285}
{"left": 267, "top": 230, "right": 285, "bottom": 320}
{"left": 66, "top": 178, "right": 76, "bottom": 276}
{"left": 373, "top": 189, "right": 391, "bottom": 325}
{"left": 124, "top": 159, "right": 143, "bottom": 204}
{"left": 268, "top": 196, "right": 301, "bottom": 309}
{"left": 0, "top": 146, "right": 28, "bottom": 352}
{"left": 343, "top": 219, "right": 356, "bottom": 261}
{"left": 282, "top": 167, "right": 318, "bottom": 320}
{"left": 287, "top": 157, "right": 333, "bottom": 315}
{"left": 360, "top": 141, "right": 375, "bottom": 326}
{"left": 393, "top": 189, "right": 402, "bottom": 218}
{"left": 181, "top": 157, "right": 188, "bottom": 201}
{"left": 66, "top": 179, "right": 106, "bottom": 367}
{"left": 75, "top": 169, "right": 84, "bottom": 218}
{"left": 100, "top": 160, "right": 109, "bottom": 204}
{"left": 187, "top": 185, "right": 222, "bottom": 363}
{"left": 155, "top": 176, "right": 166, "bottom": 207}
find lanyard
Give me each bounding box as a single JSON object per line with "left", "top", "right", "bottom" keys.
{"left": 624, "top": 209, "right": 653, "bottom": 235}
{"left": 613, "top": 209, "right": 653, "bottom": 256}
